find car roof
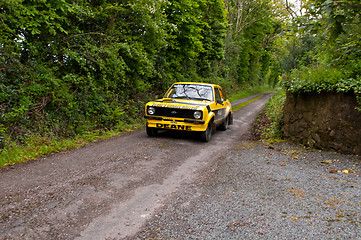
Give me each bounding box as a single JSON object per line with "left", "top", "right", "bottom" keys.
{"left": 172, "top": 82, "right": 222, "bottom": 89}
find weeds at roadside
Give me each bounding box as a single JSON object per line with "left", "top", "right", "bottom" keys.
{"left": 0, "top": 123, "right": 143, "bottom": 168}
{"left": 252, "top": 91, "right": 286, "bottom": 142}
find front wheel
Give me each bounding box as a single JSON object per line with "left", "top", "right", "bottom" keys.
{"left": 146, "top": 126, "right": 158, "bottom": 137}
{"left": 200, "top": 122, "right": 212, "bottom": 142}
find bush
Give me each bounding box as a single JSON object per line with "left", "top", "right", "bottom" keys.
{"left": 283, "top": 66, "right": 343, "bottom": 93}
{"left": 283, "top": 65, "right": 361, "bottom": 111}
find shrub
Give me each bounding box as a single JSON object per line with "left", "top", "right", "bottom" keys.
{"left": 283, "top": 65, "right": 361, "bottom": 111}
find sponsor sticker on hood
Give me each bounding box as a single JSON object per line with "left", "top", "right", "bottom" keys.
{"left": 150, "top": 103, "right": 203, "bottom": 110}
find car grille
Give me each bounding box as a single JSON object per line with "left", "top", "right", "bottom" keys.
{"left": 150, "top": 106, "right": 200, "bottom": 119}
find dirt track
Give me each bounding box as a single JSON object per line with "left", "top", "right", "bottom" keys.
{"left": 0, "top": 93, "right": 273, "bottom": 239}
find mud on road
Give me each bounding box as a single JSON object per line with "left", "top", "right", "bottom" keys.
{"left": 0, "top": 93, "right": 273, "bottom": 239}
{"left": 1, "top": 92, "right": 360, "bottom": 240}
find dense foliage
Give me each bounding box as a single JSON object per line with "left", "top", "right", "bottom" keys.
{"left": 284, "top": 67, "right": 361, "bottom": 94}
{"left": 281, "top": 0, "right": 361, "bottom": 109}
{"left": 253, "top": 0, "right": 361, "bottom": 143}
{"left": 1, "top": 0, "right": 283, "bottom": 152}
{"left": 224, "top": 0, "right": 283, "bottom": 87}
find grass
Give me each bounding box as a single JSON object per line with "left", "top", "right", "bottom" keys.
{"left": 0, "top": 123, "right": 143, "bottom": 168}
{"left": 228, "top": 86, "right": 270, "bottom": 103}
{"left": 251, "top": 91, "right": 286, "bottom": 142}
{"left": 232, "top": 93, "right": 268, "bottom": 112}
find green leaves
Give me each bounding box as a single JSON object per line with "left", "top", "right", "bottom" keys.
{"left": 297, "top": 0, "right": 361, "bottom": 60}
{"left": 0, "top": 0, "right": 234, "bottom": 148}
{"left": 283, "top": 65, "right": 361, "bottom": 107}
{"left": 224, "top": 0, "right": 281, "bottom": 85}
{"left": 278, "top": 0, "right": 360, "bottom": 111}
{"left": 3, "top": 0, "right": 70, "bottom": 36}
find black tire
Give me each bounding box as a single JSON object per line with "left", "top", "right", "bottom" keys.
{"left": 219, "top": 115, "right": 229, "bottom": 131}
{"left": 200, "top": 122, "right": 212, "bottom": 142}
{"left": 146, "top": 126, "right": 158, "bottom": 137}
{"left": 229, "top": 112, "right": 233, "bottom": 125}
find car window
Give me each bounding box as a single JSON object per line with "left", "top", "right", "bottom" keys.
{"left": 166, "top": 84, "right": 213, "bottom": 101}
{"left": 215, "top": 88, "right": 222, "bottom": 102}
{"left": 219, "top": 88, "right": 227, "bottom": 101}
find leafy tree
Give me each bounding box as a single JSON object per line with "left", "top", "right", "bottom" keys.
{"left": 281, "top": 0, "right": 361, "bottom": 110}
{"left": 196, "top": 0, "right": 228, "bottom": 77}
{"left": 0, "top": 0, "right": 170, "bottom": 143}
{"left": 0, "top": 0, "right": 232, "bottom": 147}
{"left": 224, "top": 0, "right": 282, "bottom": 86}
{"left": 290, "top": 0, "right": 361, "bottom": 68}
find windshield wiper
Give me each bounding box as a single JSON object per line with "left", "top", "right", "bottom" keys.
{"left": 189, "top": 97, "right": 210, "bottom": 101}
{"left": 174, "top": 96, "right": 190, "bottom": 99}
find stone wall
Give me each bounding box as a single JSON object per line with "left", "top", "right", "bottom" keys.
{"left": 283, "top": 92, "right": 361, "bottom": 155}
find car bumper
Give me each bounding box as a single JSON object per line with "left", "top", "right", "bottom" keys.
{"left": 145, "top": 116, "right": 207, "bottom": 132}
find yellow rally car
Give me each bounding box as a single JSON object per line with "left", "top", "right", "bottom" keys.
{"left": 144, "top": 82, "right": 233, "bottom": 141}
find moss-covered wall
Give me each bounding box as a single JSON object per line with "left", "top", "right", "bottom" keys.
{"left": 283, "top": 92, "right": 361, "bottom": 155}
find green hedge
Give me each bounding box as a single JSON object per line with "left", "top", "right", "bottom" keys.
{"left": 283, "top": 66, "right": 361, "bottom": 111}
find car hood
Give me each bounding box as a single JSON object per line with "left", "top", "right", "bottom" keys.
{"left": 148, "top": 98, "right": 211, "bottom": 111}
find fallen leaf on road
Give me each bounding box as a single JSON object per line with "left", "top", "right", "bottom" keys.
{"left": 320, "top": 160, "right": 333, "bottom": 164}
{"left": 219, "top": 193, "right": 230, "bottom": 196}
{"left": 288, "top": 189, "right": 304, "bottom": 199}
{"left": 324, "top": 199, "right": 343, "bottom": 206}
{"left": 290, "top": 217, "right": 299, "bottom": 221}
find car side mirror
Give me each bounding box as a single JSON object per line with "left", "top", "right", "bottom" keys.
{"left": 217, "top": 99, "right": 224, "bottom": 105}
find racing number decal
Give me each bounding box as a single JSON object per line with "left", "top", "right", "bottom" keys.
{"left": 156, "top": 123, "right": 192, "bottom": 131}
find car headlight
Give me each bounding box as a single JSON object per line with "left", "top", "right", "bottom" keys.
{"left": 148, "top": 106, "right": 155, "bottom": 115}
{"left": 194, "top": 111, "right": 202, "bottom": 119}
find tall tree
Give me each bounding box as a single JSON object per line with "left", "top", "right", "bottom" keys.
{"left": 224, "top": 0, "right": 281, "bottom": 85}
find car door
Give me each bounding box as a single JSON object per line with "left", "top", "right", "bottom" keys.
{"left": 212, "top": 87, "right": 228, "bottom": 124}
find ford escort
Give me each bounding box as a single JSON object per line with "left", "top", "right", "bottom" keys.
{"left": 144, "top": 82, "right": 233, "bottom": 141}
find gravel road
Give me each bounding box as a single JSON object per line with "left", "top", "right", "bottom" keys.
{"left": 134, "top": 142, "right": 361, "bottom": 239}
{"left": 1, "top": 92, "right": 360, "bottom": 240}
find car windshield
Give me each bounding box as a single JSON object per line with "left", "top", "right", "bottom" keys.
{"left": 165, "top": 84, "right": 213, "bottom": 101}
